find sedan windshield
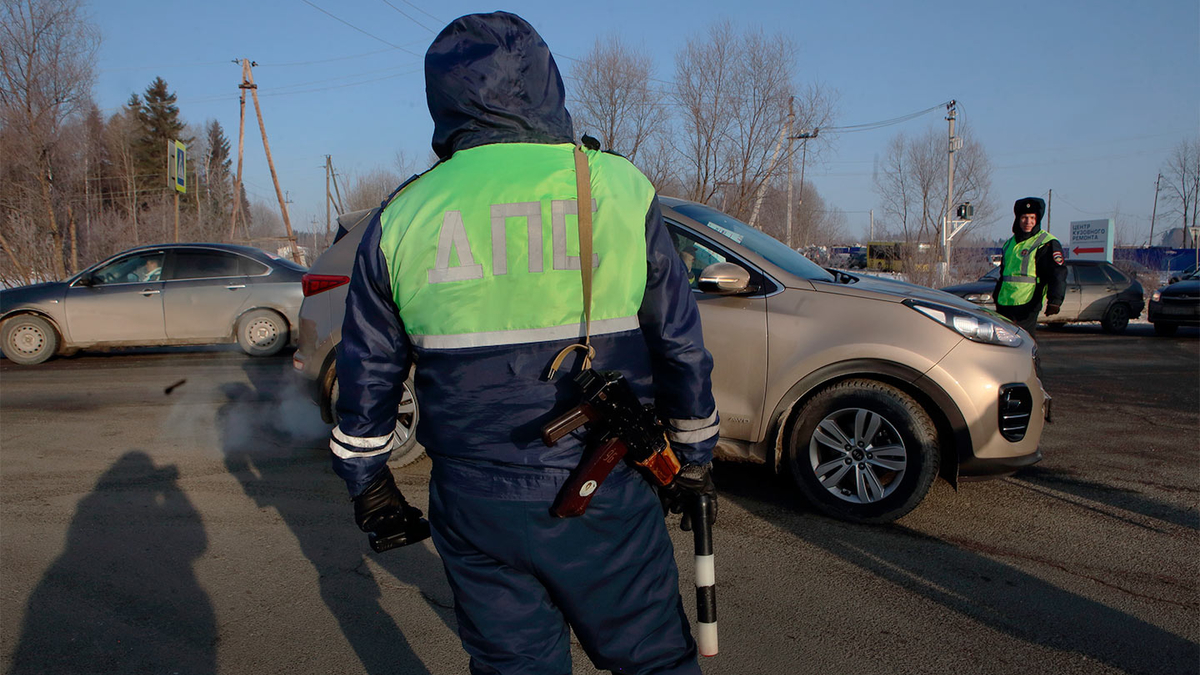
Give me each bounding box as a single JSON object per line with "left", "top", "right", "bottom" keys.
{"left": 668, "top": 202, "right": 834, "bottom": 282}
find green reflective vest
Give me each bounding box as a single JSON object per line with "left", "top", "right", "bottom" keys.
{"left": 997, "top": 231, "right": 1057, "bottom": 306}
{"left": 377, "top": 143, "right": 653, "bottom": 349}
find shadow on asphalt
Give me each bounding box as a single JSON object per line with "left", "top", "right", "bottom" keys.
{"left": 713, "top": 462, "right": 1199, "bottom": 675}
{"left": 217, "top": 361, "right": 456, "bottom": 675}
{"left": 1011, "top": 466, "right": 1199, "bottom": 532}
{"left": 8, "top": 452, "right": 217, "bottom": 675}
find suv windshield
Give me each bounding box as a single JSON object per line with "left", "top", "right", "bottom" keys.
{"left": 668, "top": 201, "right": 834, "bottom": 282}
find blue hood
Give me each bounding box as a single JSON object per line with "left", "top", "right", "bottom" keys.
{"left": 424, "top": 12, "right": 574, "bottom": 160}
{"left": 1, "top": 280, "right": 68, "bottom": 312}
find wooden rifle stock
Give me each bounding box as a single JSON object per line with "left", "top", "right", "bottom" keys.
{"left": 550, "top": 437, "right": 627, "bottom": 518}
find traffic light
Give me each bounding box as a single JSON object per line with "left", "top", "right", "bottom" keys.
{"left": 956, "top": 202, "right": 974, "bottom": 220}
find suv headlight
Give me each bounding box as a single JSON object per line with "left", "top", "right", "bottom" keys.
{"left": 1151, "top": 289, "right": 1162, "bottom": 302}
{"left": 903, "top": 299, "right": 1024, "bottom": 347}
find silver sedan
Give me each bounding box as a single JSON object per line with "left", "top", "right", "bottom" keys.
{"left": 1, "top": 243, "right": 305, "bottom": 365}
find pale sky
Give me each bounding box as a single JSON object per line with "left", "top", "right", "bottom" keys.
{"left": 90, "top": 0, "right": 1200, "bottom": 244}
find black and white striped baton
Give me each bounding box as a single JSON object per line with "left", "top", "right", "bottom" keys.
{"left": 692, "top": 493, "right": 718, "bottom": 657}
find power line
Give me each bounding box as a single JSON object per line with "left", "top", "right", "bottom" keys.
{"left": 259, "top": 48, "right": 397, "bottom": 67}
{"left": 256, "top": 68, "right": 421, "bottom": 98}
{"left": 299, "top": 0, "right": 422, "bottom": 57}
{"left": 379, "top": 0, "right": 436, "bottom": 33}
{"left": 98, "top": 61, "right": 229, "bottom": 73}
{"left": 824, "top": 102, "right": 951, "bottom": 133}
{"left": 396, "top": 0, "right": 443, "bottom": 24}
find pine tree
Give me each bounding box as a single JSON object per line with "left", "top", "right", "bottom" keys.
{"left": 133, "top": 77, "right": 186, "bottom": 194}
{"left": 203, "top": 119, "right": 232, "bottom": 216}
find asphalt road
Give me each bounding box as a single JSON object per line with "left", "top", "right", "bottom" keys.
{"left": 1, "top": 325, "right": 1197, "bottom": 675}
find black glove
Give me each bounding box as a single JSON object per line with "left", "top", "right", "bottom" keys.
{"left": 1044, "top": 304, "right": 1061, "bottom": 316}
{"left": 353, "top": 468, "right": 430, "bottom": 552}
{"left": 659, "top": 462, "right": 717, "bottom": 531}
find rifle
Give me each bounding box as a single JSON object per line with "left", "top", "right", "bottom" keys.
{"left": 542, "top": 368, "right": 681, "bottom": 518}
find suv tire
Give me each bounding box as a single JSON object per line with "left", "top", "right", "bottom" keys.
{"left": 786, "top": 379, "right": 939, "bottom": 523}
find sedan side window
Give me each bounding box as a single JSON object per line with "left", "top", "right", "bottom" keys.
{"left": 670, "top": 229, "right": 728, "bottom": 290}
{"left": 170, "top": 250, "right": 241, "bottom": 280}
{"left": 239, "top": 256, "right": 270, "bottom": 276}
{"left": 90, "top": 253, "right": 165, "bottom": 285}
{"left": 1102, "top": 266, "right": 1129, "bottom": 284}
{"left": 1074, "top": 265, "right": 1109, "bottom": 286}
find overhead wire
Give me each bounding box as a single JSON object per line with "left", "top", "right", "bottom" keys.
{"left": 299, "top": 0, "right": 422, "bottom": 57}
{"left": 379, "top": 0, "right": 436, "bottom": 33}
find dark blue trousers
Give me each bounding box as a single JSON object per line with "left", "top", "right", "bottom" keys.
{"left": 428, "top": 458, "right": 700, "bottom": 675}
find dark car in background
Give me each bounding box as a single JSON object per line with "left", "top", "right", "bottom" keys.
{"left": 1, "top": 243, "right": 305, "bottom": 365}
{"left": 940, "top": 260, "right": 1145, "bottom": 334}
{"left": 1148, "top": 268, "right": 1199, "bottom": 336}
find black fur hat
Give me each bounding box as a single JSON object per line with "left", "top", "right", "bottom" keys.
{"left": 1014, "top": 197, "right": 1045, "bottom": 220}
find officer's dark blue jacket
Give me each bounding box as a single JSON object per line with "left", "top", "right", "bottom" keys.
{"left": 330, "top": 11, "right": 718, "bottom": 498}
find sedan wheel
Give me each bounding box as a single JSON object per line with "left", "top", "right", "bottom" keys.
{"left": 1101, "top": 303, "right": 1130, "bottom": 334}
{"left": 1152, "top": 322, "right": 1178, "bottom": 337}
{"left": 330, "top": 376, "right": 424, "bottom": 467}
{"left": 237, "top": 309, "right": 288, "bottom": 357}
{"left": 787, "top": 379, "right": 939, "bottom": 523}
{"left": 1, "top": 315, "right": 58, "bottom": 365}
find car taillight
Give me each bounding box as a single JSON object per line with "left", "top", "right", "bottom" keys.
{"left": 302, "top": 273, "right": 350, "bottom": 297}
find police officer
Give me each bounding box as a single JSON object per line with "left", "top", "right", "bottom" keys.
{"left": 994, "top": 197, "right": 1067, "bottom": 341}
{"left": 329, "top": 12, "right": 719, "bottom": 675}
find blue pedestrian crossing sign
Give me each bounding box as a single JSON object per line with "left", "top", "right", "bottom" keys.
{"left": 170, "top": 140, "right": 187, "bottom": 194}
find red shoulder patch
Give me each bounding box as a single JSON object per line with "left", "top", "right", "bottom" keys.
{"left": 1052, "top": 251, "right": 1065, "bottom": 265}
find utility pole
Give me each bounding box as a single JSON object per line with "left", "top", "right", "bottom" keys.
{"left": 1149, "top": 173, "right": 1161, "bottom": 246}
{"left": 787, "top": 125, "right": 819, "bottom": 248}
{"left": 229, "top": 59, "right": 249, "bottom": 242}
{"left": 942, "top": 100, "right": 959, "bottom": 283}
{"left": 870, "top": 209, "right": 874, "bottom": 241}
{"left": 330, "top": 158, "right": 345, "bottom": 214}
{"left": 1046, "top": 188, "right": 1052, "bottom": 235}
{"left": 243, "top": 61, "right": 302, "bottom": 264}
{"left": 749, "top": 108, "right": 791, "bottom": 228}
{"left": 325, "top": 155, "right": 333, "bottom": 243}
{"left": 785, "top": 97, "right": 795, "bottom": 249}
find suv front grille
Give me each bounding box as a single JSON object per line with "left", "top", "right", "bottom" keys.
{"left": 999, "top": 384, "right": 1033, "bottom": 442}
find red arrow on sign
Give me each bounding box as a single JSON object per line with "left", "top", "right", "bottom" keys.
{"left": 1073, "top": 247, "right": 1103, "bottom": 254}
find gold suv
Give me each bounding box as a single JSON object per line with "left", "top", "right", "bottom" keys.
{"left": 295, "top": 198, "right": 1047, "bottom": 523}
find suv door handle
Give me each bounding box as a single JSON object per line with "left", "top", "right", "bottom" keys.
{"left": 225, "top": 284, "right": 246, "bottom": 290}
{"left": 141, "top": 289, "right": 160, "bottom": 296}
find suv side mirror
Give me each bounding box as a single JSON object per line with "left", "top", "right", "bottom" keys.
{"left": 75, "top": 273, "right": 97, "bottom": 287}
{"left": 697, "top": 262, "right": 752, "bottom": 295}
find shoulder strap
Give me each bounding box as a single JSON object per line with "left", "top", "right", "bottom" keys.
{"left": 547, "top": 146, "right": 597, "bottom": 379}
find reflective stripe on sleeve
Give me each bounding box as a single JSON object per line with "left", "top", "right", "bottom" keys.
{"left": 667, "top": 412, "right": 720, "bottom": 444}
{"left": 669, "top": 411, "right": 719, "bottom": 431}
{"left": 330, "top": 425, "right": 397, "bottom": 459}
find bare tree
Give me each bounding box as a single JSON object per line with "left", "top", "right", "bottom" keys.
{"left": 673, "top": 21, "right": 834, "bottom": 223}
{"left": 757, "top": 180, "right": 845, "bottom": 246}
{"left": 0, "top": 0, "right": 99, "bottom": 279}
{"left": 569, "top": 35, "right": 670, "bottom": 167}
{"left": 342, "top": 166, "right": 402, "bottom": 212}
{"left": 873, "top": 123, "right": 994, "bottom": 248}
{"left": 1161, "top": 138, "right": 1200, "bottom": 243}
{"left": 674, "top": 21, "right": 738, "bottom": 206}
